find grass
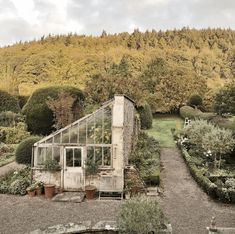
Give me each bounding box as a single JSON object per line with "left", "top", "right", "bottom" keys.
{"left": 146, "top": 114, "right": 183, "bottom": 148}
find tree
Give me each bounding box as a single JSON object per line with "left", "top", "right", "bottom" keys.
{"left": 214, "top": 81, "right": 235, "bottom": 115}
{"left": 46, "top": 91, "right": 76, "bottom": 130}
{"left": 202, "top": 127, "right": 235, "bottom": 169}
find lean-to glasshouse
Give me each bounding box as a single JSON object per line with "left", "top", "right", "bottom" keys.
{"left": 32, "top": 95, "right": 137, "bottom": 196}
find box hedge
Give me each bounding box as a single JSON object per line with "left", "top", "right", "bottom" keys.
{"left": 179, "top": 106, "right": 215, "bottom": 120}
{"left": 22, "top": 86, "right": 85, "bottom": 135}
{"left": 180, "top": 148, "right": 235, "bottom": 203}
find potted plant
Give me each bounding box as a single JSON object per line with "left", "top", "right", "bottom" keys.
{"left": 35, "top": 181, "right": 44, "bottom": 196}
{"left": 85, "top": 158, "right": 99, "bottom": 199}
{"left": 43, "top": 158, "right": 61, "bottom": 199}
{"left": 26, "top": 184, "right": 36, "bottom": 197}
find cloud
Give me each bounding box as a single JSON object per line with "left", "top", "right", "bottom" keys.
{"left": 0, "top": 0, "right": 234, "bottom": 46}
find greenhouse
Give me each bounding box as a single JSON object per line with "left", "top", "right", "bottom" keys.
{"left": 32, "top": 95, "right": 137, "bottom": 195}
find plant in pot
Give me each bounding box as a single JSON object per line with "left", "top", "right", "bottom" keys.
{"left": 85, "top": 157, "right": 99, "bottom": 199}
{"left": 26, "top": 184, "right": 36, "bottom": 197}
{"left": 35, "top": 181, "right": 44, "bottom": 196}
{"left": 43, "top": 158, "right": 61, "bottom": 199}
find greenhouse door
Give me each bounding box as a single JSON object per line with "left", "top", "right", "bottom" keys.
{"left": 63, "top": 147, "right": 84, "bottom": 191}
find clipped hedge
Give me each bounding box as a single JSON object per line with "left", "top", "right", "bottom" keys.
{"left": 180, "top": 105, "right": 215, "bottom": 120}
{"left": 180, "top": 147, "right": 235, "bottom": 203}
{"left": 15, "top": 136, "right": 41, "bottom": 165}
{"left": 0, "top": 90, "right": 20, "bottom": 113}
{"left": 137, "top": 103, "right": 153, "bottom": 129}
{"left": 22, "top": 86, "right": 85, "bottom": 135}
{"left": 130, "top": 132, "right": 160, "bottom": 186}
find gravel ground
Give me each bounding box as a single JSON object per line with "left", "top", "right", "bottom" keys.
{"left": 0, "top": 195, "right": 120, "bottom": 234}
{"left": 159, "top": 148, "right": 235, "bottom": 234}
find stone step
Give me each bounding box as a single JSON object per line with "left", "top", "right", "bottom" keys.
{"left": 52, "top": 192, "right": 85, "bottom": 203}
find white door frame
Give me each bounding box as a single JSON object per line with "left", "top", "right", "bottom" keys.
{"left": 63, "top": 146, "right": 85, "bottom": 191}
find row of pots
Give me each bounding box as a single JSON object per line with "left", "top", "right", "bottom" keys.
{"left": 27, "top": 184, "right": 57, "bottom": 199}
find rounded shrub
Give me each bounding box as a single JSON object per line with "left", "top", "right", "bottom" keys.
{"left": 22, "top": 86, "right": 85, "bottom": 135}
{"left": 137, "top": 103, "right": 153, "bottom": 129}
{"left": 188, "top": 94, "right": 202, "bottom": 107}
{"left": 0, "top": 90, "right": 20, "bottom": 113}
{"left": 15, "top": 136, "right": 41, "bottom": 165}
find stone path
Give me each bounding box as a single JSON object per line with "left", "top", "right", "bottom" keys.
{"left": 158, "top": 148, "right": 235, "bottom": 234}
{"left": 0, "top": 161, "right": 24, "bottom": 177}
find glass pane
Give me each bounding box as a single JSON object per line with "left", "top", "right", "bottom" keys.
{"left": 70, "top": 124, "right": 78, "bottom": 143}
{"left": 45, "top": 147, "right": 53, "bottom": 161}
{"left": 93, "top": 111, "right": 103, "bottom": 144}
{"left": 54, "top": 132, "right": 61, "bottom": 143}
{"left": 95, "top": 147, "right": 102, "bottom": 166}
{"left": 53, "top": 147, "right": 60, "bottom": 163}
{"left": 78, "top": 123, "right": 86, "bottom": 144}
{"left": 87, "top": 117, "right": 94, "bottom": 144}
{"left": 66, "top": 148, "right": 73, "bottom": 167}
{"left": 74, "top": 148, "right": 81, "bottom": 167}
{"left": 46, "top": 137, "right": 53, "bottom": 143}
{"left": 87, "top": 146, "right": 94, "bottom": 161}
{"left": 103, "top": 147, "right": 111, "bottom": 166}
{"left": 62, "top": 129, "right": 69, "bottom": 143}
{"left": 103, "top": 106, "right": 112, "bottom": 144}
{"left": 37, "top": 147, "right": 46, "bottom": 165}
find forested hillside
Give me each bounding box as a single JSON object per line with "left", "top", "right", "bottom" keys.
{"left": 0, "top": 28, "right": 235, "bottom": 112}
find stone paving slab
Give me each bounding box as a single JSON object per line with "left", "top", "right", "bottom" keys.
{"left": 52, "top": 192, "right": 85, "bottom": 203}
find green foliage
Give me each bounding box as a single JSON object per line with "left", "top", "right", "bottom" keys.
{"left": 188, "top": 94, "right": 203, "bottom": 107}
{"left": 0, "top": 167, "right": 31, "bottom": 195}
{"left": 17, "top": 95, "right": 29, "bottom": 109}
{"left": 181, "top": 148, "right": 235, "bottom": 203}
{"left": 179, "top": 106, "right": 215, "bottom": 120}
{"left": 0, "top": 111, "right": 25, "bottom": 127}
{"left": 130, "top": 132, "right": 160, "bottom": 185}
{"left": 15, "top": 136, "right": 41, "bottom": 165}
{"left": 22, "top": 86, "right": 85, "bottom": 135}
{"left": 137, "top": 103, "right": 153, "bottom": 129}
{"left": 85, "top": 157, "right": 99, "bottom": 176}
{"left": 43, "top": 158, "right": 61, "bottom": 172}
{"left": 117, "top": 196, "right": 167, "bottom": 234}
{"left": 0, "top": 123, "right": 30, "bottom": 144}
{"left": 214, "top": 81, "right": 235, "bottom": 115}
{"left": 0, "top": 90, "right": 20, "bottom": 113}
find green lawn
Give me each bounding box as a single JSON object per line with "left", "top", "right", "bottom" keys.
{"left": 146, "top": 115, "right": 183, "bottom": 148}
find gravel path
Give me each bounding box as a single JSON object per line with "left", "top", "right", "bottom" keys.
{"left": 0, "top": 194, "right": 120, "bottom": 234}
{"left": 159, "top": 148, "right": 235, "bottom": 234}
{"left": 0, "top": 161, "right": 24, "bottom": 178}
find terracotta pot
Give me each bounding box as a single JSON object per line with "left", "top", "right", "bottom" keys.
{"left": 36, "top": 186, "right": 42, "bottom": 196}
{"left": 27, "top": 190, "right": 36, "bottom": 197}
{"left": 85, "top": 185, "right": 96, "bottom": 199}
{"left": 44, "top": 184, "right": 55, "bottom": 199}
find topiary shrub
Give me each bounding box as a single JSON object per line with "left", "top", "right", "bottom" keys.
{"left": 0, "top": 90, "right": 20, "bottom": 113}
{"left": 137, "top": 103, "right": 153, "bottom": 129}
{"left": 22, "top": 86, "right": 85, "bottom": 135}
{"left": 15, "top": 136, "right": 41, "bottom": 165}
{"left": 188, "top": 94, "right": 203, "bottom": 108}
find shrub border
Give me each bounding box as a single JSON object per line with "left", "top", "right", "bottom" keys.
{"left": 179, "top": 146, "right": 235, "bottom": 203}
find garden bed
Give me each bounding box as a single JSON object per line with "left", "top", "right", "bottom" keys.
{"left": 180, "top": 147, "right": 235, "bottom": 203}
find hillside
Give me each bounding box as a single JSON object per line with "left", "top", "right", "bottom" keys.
{"left": 0, "top": 28, "right": 235, "bottom": 112}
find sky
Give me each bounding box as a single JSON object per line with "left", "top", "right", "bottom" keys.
{"left": 0, "top": 0, "right": 235, "bottom": 46}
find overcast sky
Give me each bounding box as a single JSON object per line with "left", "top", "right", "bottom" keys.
{"left": 0, "top": 0, "right": 234, "bottom": 46}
